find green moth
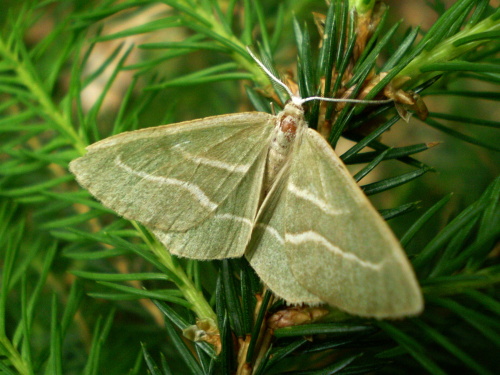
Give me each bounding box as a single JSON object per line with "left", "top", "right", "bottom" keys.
{"left": 70, "top": 53, "right": 423, "bottom": 319}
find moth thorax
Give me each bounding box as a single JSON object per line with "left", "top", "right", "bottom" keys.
{"left": 273, "top": 102, "right": 305, "bottom": 151}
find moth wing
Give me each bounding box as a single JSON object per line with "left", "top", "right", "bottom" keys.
{"left": 153, "top": 145, "right": 268, "bottom": 259}
{"left": 69, "top": 112, "right": 274, "bottom": 232}
{"left": 284, "top": 128, "right": 423, "bottom": 318}
{"left": 245, "top": 165, "right": 323, "bottom": 304}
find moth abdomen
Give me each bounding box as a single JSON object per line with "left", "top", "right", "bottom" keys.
{"left": 262, "top": 103, "right": 306, "bottom": 194}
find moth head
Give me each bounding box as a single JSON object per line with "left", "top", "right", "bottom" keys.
{"left": 281, "top": 100, "right": 305, "bottom": 118}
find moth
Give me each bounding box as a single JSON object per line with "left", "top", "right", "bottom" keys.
{"left": 70, "top": 51, "right": 423, "bottom": 318}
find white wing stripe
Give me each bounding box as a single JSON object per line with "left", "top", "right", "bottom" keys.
{"left": 288, "top": 182, "right": 347, "bottom": 216}
{"left": 214, "top": 213, "right": 253, "bottom": 227}
{"left": 286, "top": 231, "right": 384, "bottom": 271}
{"left": 255, "top": 223, "right": 285, "bottom": 245}
{"left": 172, "top": 143, "right": 252, "bottom": 173}
{"left": 184, "top": 153, "right": 251, "bottom": 173}
{"left": 115, "top": 155, "right": 217, "bottom": 210}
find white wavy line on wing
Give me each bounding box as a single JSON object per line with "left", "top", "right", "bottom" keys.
{"left": 288, "top": 182, "right": 347, "bottom": 216}
{"left": 286, "top": 231, "right": 385, "bottom": 270}
{"left": 115, "top": 155, "right": 218, "bottom": 210}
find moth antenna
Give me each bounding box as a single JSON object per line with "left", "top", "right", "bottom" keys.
{"left": 246, "top": 47, "right": 393, "bottom": 107}
{"left": 302, "top": 96, "right": 394, "bottom": 105}
{"left": 246, "top": 47, "right": 297, "bottom": 101}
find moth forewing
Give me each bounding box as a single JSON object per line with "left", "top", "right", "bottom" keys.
{"left": 283, "top": 128, "right": 423, "bottom": 318}
{"left": 69, "top": 112, "right": 274, "bottom": 234}
{"left": 153, "top": 143, "right": 270, "bottom": 260}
